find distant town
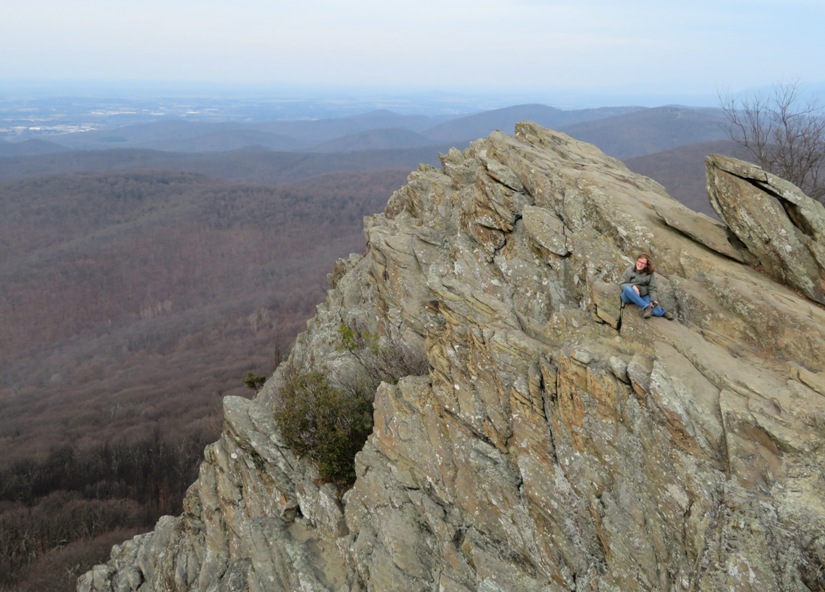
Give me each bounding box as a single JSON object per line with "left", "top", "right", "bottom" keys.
{"left": 0, "top": 95, "right": 349, "bottom": 139}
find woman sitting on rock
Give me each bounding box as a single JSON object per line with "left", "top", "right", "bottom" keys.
{"left": 620, "top": 253, "right": 674, "bottom": 320}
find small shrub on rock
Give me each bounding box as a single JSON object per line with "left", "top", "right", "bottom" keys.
{"left": 243, "top": 371, "right": 266, "bottom": 392}
{"left": 273, "top": 369, "right": 373, "bottom": 484}
{"left": 274, "top": 322, "right": 428, "bottom": 486}
{"left": 337, "top": 320, "right": 429, "bottom": 386}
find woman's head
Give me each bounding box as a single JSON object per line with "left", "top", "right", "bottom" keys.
{"left": 634, "top": 253, "right": 654, "bottom": 274}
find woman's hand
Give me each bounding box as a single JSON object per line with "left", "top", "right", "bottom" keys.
{"left": 633, "top": 286, "right": 640, "bottom": 296}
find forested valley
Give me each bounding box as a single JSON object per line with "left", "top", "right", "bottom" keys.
{"left": 0, "top": 158, "right": 411, "bottom": 591}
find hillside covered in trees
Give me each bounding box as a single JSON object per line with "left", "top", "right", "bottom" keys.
{"left": 0, "top": 163, "right": 410, "bottom": 591}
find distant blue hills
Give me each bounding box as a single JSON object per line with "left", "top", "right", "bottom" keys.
{"left": 0, "top": 102, "right": 728, "bottom": 160}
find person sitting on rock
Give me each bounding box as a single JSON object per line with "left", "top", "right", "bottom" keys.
{"left": 620, "top": 253, "right": 674, "bottom": 320}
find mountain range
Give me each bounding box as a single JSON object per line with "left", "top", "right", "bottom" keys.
{"left": 1, "top": 103, "right": 727, "bottom": 156}
{"left": 1, "top": 102, "right": 736, "bottom": 214}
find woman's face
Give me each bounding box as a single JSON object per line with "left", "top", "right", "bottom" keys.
{"left": 635, "top": 257, "right": 648, "bottom": 271}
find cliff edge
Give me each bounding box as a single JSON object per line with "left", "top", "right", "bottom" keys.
{"left": 79, "top": 124, "right": 825, "bottom": 592}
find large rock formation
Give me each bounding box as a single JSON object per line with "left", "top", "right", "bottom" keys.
{"left": 79, "top": 124, "right": 825, "bottom": 592}
{"left": 705, "top": 154, "right": 825, "bottom": 305}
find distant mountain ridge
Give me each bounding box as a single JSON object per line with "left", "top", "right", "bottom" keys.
{"left": 2, "top": 103, "right": 727, "bottom": 158}
{"left": 0, "top": 145, "right": 450, "bottom": 184}
{"left": 562, "top": 105, "right": 728, "bottom": 159}
{"left": 310, "top": 127, "right": 435, "bottom": 153}
{"left": 0, "top": 102, "right": 744, "bottom": 217}
{"left": 421, "top": 103, "right": 644, "bottom": 143}
{"left": 0, "top": 101, "right": 745, "bottom": 226}
{"left": 625, "top": 139, "right": 748, "bottom": 216}
{"left": 0, "top": 137, "right": 66, "bottom": 156}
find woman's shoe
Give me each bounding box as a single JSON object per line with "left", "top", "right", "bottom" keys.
{"left": 643, "top": 305, "right": 653, "bottom": 319}
{"left": 664, "top": 311, "right": 674, "bottom": 320}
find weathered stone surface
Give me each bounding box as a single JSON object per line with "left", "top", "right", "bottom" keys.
{"left": 706, "top": 153, "right": 825, "bottom": 304}
{"left": 80, "top": 124, "right": 825, "bottom": 592}
{"left": 589, "top": 279, "right": 621, "bottom": 328}
{"left": 653, "top": 199, "right": 746, "bottom": 262}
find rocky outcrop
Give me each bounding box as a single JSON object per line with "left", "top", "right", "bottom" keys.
{"left": 706, "top": 153, "right": 825, "bottom": 304}
{"left": 79, "top": 125, "right": 825, "bottom": 592}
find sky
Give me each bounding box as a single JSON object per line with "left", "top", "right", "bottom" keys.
{"left": 3, "top": 0, "right": 824, "bottom": 107}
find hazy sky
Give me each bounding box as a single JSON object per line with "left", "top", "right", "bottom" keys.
{"left": 3, "top": 0, "right": 823, "bottom": 104}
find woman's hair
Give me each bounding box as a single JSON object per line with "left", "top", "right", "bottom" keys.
{"left": 637, "top": 253, "right": 654, "bottom": 274}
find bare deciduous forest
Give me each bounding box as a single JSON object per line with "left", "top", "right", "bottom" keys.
{"left": 0, "top": 161, "right": 411, "bottom": 591}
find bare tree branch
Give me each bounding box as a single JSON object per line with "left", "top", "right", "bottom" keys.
{"left": 719, "top": 81, "right": 825, "bottom": 202}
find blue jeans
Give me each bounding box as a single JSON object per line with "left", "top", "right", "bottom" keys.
{"left": 621, "top": 285, "right": 665, "bottom": 316}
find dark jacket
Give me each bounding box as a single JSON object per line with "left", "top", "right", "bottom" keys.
{"left": 620, "top": 265, "right": 658, "bottom": 302}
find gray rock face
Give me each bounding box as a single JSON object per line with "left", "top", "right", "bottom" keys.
{"left": 706, "top": 153, "right": 825, "bottom": 304}
{"left": 79, "top": 125, "right": 825, "bottom": 592}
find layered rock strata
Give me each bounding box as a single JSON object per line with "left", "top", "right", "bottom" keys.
{"left": 79, "top": 124, "right": 825, "bottom": 592}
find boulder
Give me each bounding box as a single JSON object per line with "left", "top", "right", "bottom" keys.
{"left": 706, "top": 153, "right": 825, "bottom": 304}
